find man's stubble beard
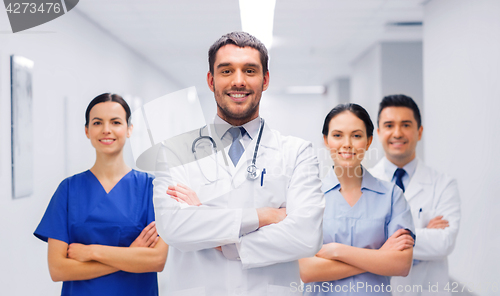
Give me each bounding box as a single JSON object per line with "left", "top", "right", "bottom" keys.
{"left": 213, "top": 84, "right": 263, "bottom": 123}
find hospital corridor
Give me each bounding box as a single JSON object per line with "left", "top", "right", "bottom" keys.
{"left": 0, "top": 0, "right": 499, "bottom": 295}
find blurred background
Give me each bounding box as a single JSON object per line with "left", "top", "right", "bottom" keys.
{"left": 0, "top": 0, "right": 499, "bottom": 295}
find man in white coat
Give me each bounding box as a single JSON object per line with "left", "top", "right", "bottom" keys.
{"left": 370, "top": 95, "right": 460, "bottom": 296}
{"left": 153, "top": 32, "right": 325, "bottom": 296}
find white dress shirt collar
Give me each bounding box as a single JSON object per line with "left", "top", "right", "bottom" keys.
{"left": 214, "top": 115, "right": 261, "bottom": 142}
{"left": 382, "top": 156, "right": 418, "bottom": 187}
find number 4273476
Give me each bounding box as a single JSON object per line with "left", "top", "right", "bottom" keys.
{"left": 6, "top": 2, "right": 62, "bottom": 14}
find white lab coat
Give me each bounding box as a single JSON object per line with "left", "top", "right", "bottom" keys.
{"left": 153, "top": 122, "right": 325, "bottom": 296}
{"left": 370, "top": 158, "right": 461, "bottom": 296}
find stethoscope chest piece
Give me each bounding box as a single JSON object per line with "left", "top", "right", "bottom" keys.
{"left": 246, "top": 119, "right": 265, "bottom": 180}
{"left": 193, "top": 119, "right": 266, "bottom": 183}
{"left": 247, "top": 164, "right": 259, "bottom": 180}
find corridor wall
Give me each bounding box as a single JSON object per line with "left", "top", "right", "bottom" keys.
{"left": 350, "top": 41, "right": 423, "bottom": 167}
{"left": 423, "top": 0, "right": 500, "bottom": 293}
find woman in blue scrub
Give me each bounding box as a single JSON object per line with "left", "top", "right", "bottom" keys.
{"left": 34, "top": 93, "right": 168, "bottom": 296}
{"left": 299, "top": 103, "right": 415, "bottom": 296}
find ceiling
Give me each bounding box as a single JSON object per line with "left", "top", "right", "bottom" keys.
{"left": 75, "top": 0, "right": 425, "bottom": 97}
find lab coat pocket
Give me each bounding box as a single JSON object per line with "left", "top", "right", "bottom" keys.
{"left": 170, "top": 286, "right": 205, "bottom": 296}
{"left": 253, "top": 174, "right": 288, "bottom": 208}
{"left": 414, "top": 207, "right": 432, "bottom": 228}
{"left": 415, "top": 210, "right": 437, "bottom": 228}
{"left": 267, "top": 284, "right": 300, "bottom": 295}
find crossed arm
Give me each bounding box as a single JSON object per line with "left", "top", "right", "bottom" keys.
{"left": 157, "top": 141, "right": 324, "bottom": 269}
{"left": 298, "top": 194, "right": 455, "bottom": 284}
{"left": 299, "top": 229, "right": 414, "bottom": 283}
{"left": 171, "top": 184, "right": 413, "bottom": 281}
{"left": 168, "top": 183, "right": 286, "bottom": 230}
{"left": 414, "top": 178, "right": 461, "bottom": 260}
{"left": 47, "top": 222, "right": 168, "bottom": 282}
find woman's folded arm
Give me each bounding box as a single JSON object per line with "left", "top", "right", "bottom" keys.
{"left": 48, "top": 238, "right": 118, "bottom": 282}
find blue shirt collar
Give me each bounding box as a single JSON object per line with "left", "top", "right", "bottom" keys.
{"left": 322, "top": 166, "right": 389, "bottom": 195}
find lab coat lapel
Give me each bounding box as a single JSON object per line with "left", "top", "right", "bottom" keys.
{"left": 405, "top": 160, "right": 431, "bottom": 201}
{"left": 204, "top": 124, "right": 232, "bottom": 177}
{"left": 204, "top": 149, "right": 232, "bottom": 179}
{"left": 371, "top": 160, "right": 391, "bottom": 182}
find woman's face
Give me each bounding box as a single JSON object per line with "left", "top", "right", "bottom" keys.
{"left": 324, "top": 111, "right": 372, "bottom": 169}
{"left": 85, "top": 102, "right": 132, "bottom": 156}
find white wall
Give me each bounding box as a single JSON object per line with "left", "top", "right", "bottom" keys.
{"left": 381, "top": 42, "right": 424, "bottom": 160}
{"left": 350, "top": 43, "right": 382, "bottom": 118}
{"left": 380, "top": 42, "right": 423, "bottom": 105}
{"left": 0, "top": 11, "right": 179, "bottom": 295}
{"left": 326, "top": 78, "right": 350, "bottom": 105}
{"left": 423, "top": 0, "right": 500, "bottom": 294}
{"left": 260, "top": 93, "right": 335, "bottom": 178}
{"left": 350, "top": 44, "right": 383, "bottom": 167}
{"left": 350, "top": 41, "right": 423, "bottom": 167}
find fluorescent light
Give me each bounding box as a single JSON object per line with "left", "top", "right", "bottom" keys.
{"left": 239, "top": 0, "right": 276, "bottom": 49}
{"left": 285, "top": 86, "right": 326, "bottom": 95}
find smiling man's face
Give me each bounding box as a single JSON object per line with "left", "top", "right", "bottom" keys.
{"left": 207, "top": 44, "right": 269, "bottom": 126}
{"left": 378, "top": 106, "right": 423, "bottom": 167}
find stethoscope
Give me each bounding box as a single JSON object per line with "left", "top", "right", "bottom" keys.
{"left": 191, "top": 119, "right": 265, "bottom": 183}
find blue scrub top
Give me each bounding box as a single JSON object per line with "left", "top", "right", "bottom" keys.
{"left": 34, "top": 170, "right": 158, "bottom": 296}
{"left": 304, "top": 167, "right": 415, "bottom": 296}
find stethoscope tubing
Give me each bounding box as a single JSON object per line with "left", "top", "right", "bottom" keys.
{"left": 192, "top": 119, "right": 265, "bottom": 182}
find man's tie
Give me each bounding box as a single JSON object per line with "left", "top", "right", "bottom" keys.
{"left": 228, "top": 127, "right": 245, "bottom": 166}
{"left": 394, "top": 168, "right": 406, "bottom": 192}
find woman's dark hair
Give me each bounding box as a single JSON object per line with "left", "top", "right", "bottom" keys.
{"left": 377, "top": 94, "right": 421, "bottom": 128}
{"left": 322, "top": 103, "right": 374, "bottom": 138}
{"left": 85, "top": 93, "right": 131, "bottom": 127}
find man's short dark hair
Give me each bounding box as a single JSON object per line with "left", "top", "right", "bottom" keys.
{"left": 208, "top": 31, "right": 269, "bottom": 75}
{"left": 378, "top": 94, "right": 422, "bottom": 128}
